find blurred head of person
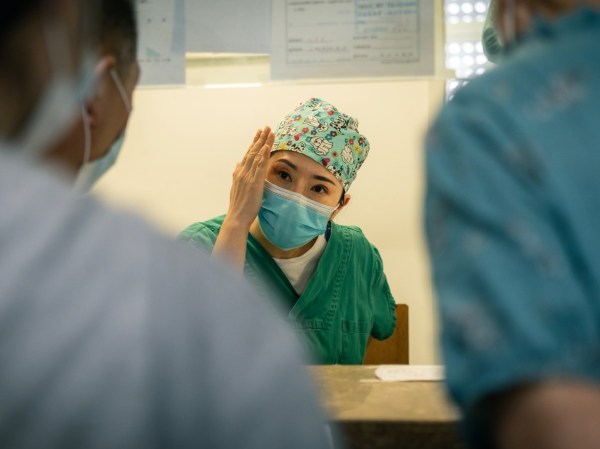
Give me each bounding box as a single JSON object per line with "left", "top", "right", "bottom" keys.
{"left": 494, "top": 0, "right": 600, "bottom": 46}
{"left": 0, "top": 0, "right": 100, "bottom": 157}
{"left": 44, "top": 0, "right": 140, "bottom": 191}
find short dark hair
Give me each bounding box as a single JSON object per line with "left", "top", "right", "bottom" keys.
{"left": 0, "top": 1, "right": 110, "bottom": 81}
{"left": 0, "top": 1, "right": 43, "bottom": 41}
{"left": 99, "top": 0, "right": 138, "bottom": 75}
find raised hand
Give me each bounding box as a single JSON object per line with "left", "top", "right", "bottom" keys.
{"left": 226, "top": 126, "right": 274, "bottom": 228}
{"left": 212, "top": 126, "right": 274, "bottom": 273}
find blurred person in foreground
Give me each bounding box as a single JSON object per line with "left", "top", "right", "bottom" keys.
{"left": 425, "top": 0, "right": 600, "bottom": 448}
{"left": 0, "top": 1, "right": 333, "bottom": 448}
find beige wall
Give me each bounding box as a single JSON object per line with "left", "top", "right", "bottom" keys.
{"left": 95, "top": 65, "right": 445, "bottom": 364}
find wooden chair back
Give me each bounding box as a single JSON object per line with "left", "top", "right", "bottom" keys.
{"left": 363, "top": 304, "right": 409, "bottom": 364}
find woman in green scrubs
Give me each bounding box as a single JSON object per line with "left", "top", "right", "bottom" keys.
{"left": 180, "top": 98, "right": 396, "bottom": 364}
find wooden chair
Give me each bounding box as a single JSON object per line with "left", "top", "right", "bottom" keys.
{"left": 363, "top": 304, "right": 409, "bottom": 365}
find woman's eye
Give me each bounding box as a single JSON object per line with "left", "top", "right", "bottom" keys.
{"left": 278, "top": 171, "right": 291, "bottom": 181}
{"left": 312, "top": 185, "right": 327, "bottom": 194}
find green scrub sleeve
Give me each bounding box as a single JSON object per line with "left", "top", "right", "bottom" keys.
{"left": 370, "top": 245, "right": 397, "bottom": 340}
{"left": 178, "top": 222, "right": 218, "bottom": 254}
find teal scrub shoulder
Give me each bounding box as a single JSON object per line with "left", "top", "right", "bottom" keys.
{"left": 334, "top": 223, "right": 380, "bottom": 261}
{"left": 178, "top": 215, "right": 226, "bottom": 249}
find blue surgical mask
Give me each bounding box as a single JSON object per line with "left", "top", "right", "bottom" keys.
{"left": 258, "top": 181, "right": 338, "bottom": 251}
{"left": 482, "top": 0, "right": 503, "bottom": 63}
{"left": 75, "top": 69, "right": 131, "bottom": 192}
{"left": 483, "top": 0, "right": 524, "bottom": 63}
{"left": 74, "top": 130, "right": 126, "bottom": 192}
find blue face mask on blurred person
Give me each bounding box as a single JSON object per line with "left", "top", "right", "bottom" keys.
{"left": 482, "top": 0, "right": 503, "bottom": 63}
{"left": 258, "top": 181, "right": 338, "bottom": 251}
{"left": 75, "top": 69, "right": 131, "bottom": 192}
{"left": 483, "top": 0, "right": 529, "bottom": 63}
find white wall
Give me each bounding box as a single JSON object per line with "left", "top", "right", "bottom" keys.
{"left": 95, "top": 63, "right": 445, "bottom": 364}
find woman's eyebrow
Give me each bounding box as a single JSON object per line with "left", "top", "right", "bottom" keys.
{"left": 277, "top": 159, "right": 298, "bottom": 170}
{"left": 312, "top": 175, "right": 336, "bottom": 185}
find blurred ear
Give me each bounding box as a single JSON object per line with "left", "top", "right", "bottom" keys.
{"left": 330, "top": 194, "right": 351, "bottom": 221}
{"left": 84, "top": 55, "right": 117, "bottom": 127}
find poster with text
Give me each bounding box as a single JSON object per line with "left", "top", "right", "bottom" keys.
{"left": 271, "top": 0, "right": 436, "bottom": 80}
{"left": 186, "top": 0, "right": 271, "bottom": 54}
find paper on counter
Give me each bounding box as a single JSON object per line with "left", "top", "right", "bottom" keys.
{"left": 375, "top": 365, "right": 445, "bottom": 382}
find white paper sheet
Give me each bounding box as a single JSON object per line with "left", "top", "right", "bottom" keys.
{"left": 186, "top": 0, "right": 271, "bottom": 54}
{"left": 375, "top": 365, "right": 445, "bottom": 382}
{"left": 137, "top": 0, "right": 186, "bottom": 86}
{"left": 271, "top": 0, "right": 436, "bottom": 80}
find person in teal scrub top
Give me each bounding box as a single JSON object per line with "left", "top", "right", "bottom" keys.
{"left": 425, "top": 0, "right": 600, "bottom": 448}
{"left": 181, "top": 98, "right": 396, "bottom": 364}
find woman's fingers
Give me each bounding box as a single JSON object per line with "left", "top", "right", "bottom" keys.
{"left": 250, "top": 144, "right": 266, "bottom": 173}
{"left": 242, "top": 126, "right": 272, "bottom": 171}
{"left": 255, "top": 144, "right": 270, "bottom": 178}
{"left": 251, "top": 126, "right": 271, "bottom": 154}
{"left": 242, "top": 127, "right": 269, "bottom": 165}
{"left": 255, "top": 132, "right": 274, "bottom": 169}
{"left": 253, "top": 128, "right": 262, "bottom": 144}
{"left": 265, "top": 130, "right": 275, "bottom": 150}
{"left": 247, "top": 129, "right": 262, "bottom": 152}
{"left": 242, "top": 128, "right": 264, "bottom": 164}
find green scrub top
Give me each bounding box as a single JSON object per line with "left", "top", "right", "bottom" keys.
{"left": 180, "top": 215, "right": 396, "bottom": 364}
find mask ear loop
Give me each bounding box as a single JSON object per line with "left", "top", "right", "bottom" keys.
{"left": 109, "top": 69, "right": 132, "bottom": 113}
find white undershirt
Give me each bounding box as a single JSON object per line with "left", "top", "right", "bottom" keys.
{"left": 273, "top": 235, "right": 327, "bottom": 295}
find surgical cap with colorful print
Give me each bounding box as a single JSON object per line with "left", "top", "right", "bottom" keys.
{"left": 272, "top": 98, "right": 370, "bottom": 191}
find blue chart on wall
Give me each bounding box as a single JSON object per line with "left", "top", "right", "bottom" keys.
{"left": 136, "top": 0, "right": 186, "bottom": 86}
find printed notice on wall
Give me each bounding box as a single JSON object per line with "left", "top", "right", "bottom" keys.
{"left": 186, "top": 0, "right": 271, "bottom": 54}
{"left": 271, "top": 0, "right": 435, "bottom": 80}
{"left": 137, "top": 0, "right": 186, "bottom": 86}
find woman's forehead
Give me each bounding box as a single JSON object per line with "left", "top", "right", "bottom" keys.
{"left": 270, "top": 151, "right": 342, "bottom": 187}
